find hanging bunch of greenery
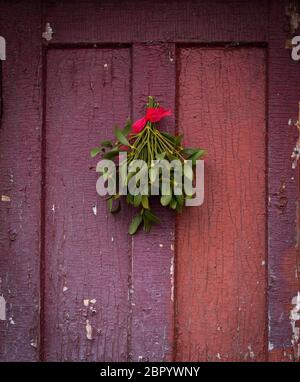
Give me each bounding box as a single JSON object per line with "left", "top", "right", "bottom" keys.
{"left": 91, "top": 96, "right": 205, "bottom": 234}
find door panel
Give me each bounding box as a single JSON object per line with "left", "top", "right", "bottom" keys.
{"left": 1, "top": 0, "right": 300, "bottom": 362}
{"left": 44, "top": 48, "right": 131, "bottom": 361}
{"left": 176, "top": 47, "right": 267, "bottom": 361}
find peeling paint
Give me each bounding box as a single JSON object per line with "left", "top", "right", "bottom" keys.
{"left": 248, "top": 345, "right": 255, "bottom": 359}
{"left": 290, "top": 292, "right": 300, "bottom": 347}
{"left": 268, "top": 342, "right": 274, "bottom": 351}
{"left": 30, "top": 339, "right": 37, "bottom": 348}
{"left": 0, "top": 295, "right": 6, "bottom": 320}
{"left": 92, "top": 205, "right": 97, "bottom": 216}
{"left": 83, "top": 299, "right": 89, "bottom": 307}
{"left": 170, "top": 243, "right": 174, "bottom": 251}
{"left": 9, "top": 317, "right": 15, "bottom": 325}
{"left": 170, "top": 256, "right": 174, "bottom": 302}
{"left": 1, "top": 195, "right": 11, "bottom": 202}
{"left": 86, "top": 319, "right": 93, "bottom": 340}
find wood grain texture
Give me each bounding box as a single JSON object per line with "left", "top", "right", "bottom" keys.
{"left": 43, "top": 48, "right": 132, "bottom": 361}
{"left": 44, "top": 0, "right": 268, "bottom": 44}
{"left": 267, "top": 0, "right": 300, "bottom": 360}
{"left": 130, "top": 44, "right": 175, "bottom": 361}
{"left": 176, "top": 47, "right": 267, "bottom": 361}
{"left": 0, "top": 1, "right": 42, "bottom": 361}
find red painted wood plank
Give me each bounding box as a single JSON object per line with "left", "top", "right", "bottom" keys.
{"left": 44, "top": 0, "right": 268, "bottom": 44}
{"left": 267, "top": 0, "right": 300, "bottom": 361}
{"left": 0, "top": 1, "right": 42, "bottom": 361}
{"left": 43, "top": 48, "right": 132, "bottom": 361}
{"left": 130, "top": 44, "right": 175, "bottom": 361}
{"left": 176, "top": 47, "right": 267, "bottom": 361}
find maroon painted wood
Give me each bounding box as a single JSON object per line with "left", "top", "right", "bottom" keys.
{"left": 43, "top": 48, "right": 132, "bottom": 361}
{"left": 176, "top": 47, "right": 267, "bottom": 361}
{"left": 0, "top": 1, "right": 42, "bottom": 361}
{"left": 131, "top": 44, "right": 175, "bottom": 361}
{"left": 0, "top": 0, "right": 299, "bottom": 361}
{"left": 268, "top": 0, "right": 300, "bottom": 361}
{"left": 44, "top": 0, "right": 268, "bottom": 43}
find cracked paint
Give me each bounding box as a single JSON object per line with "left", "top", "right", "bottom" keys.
{"left": 0, "top": 295, "right": 6, "bottom": 320}
{"left": 290, "top": 292, "right": 300, "bottom": 346}
{"left": 85, "top": 320, "right": 93, "bottom": 340}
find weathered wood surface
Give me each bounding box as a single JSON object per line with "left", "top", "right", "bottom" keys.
{"left": 267, "top": 0, "right": 300, "bottom": 361}
{"left": 0, "top": 0, "right": 299, "bottom": 362}
{"left": 0, "top": 1, "right": 42, "bottom": 361}
{"left": 43, "top": 48, "right": 132, "bottom": 361}
{"left": 176, "top": 47, "right": 267, "bottom": 361}
{"left": 131, "top": 44, "right": 175, "bottom": 361}
{"left": 44, "top": 0, "right": 268, "bottom": 43}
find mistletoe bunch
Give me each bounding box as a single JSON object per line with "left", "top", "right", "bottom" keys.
{"left": 91, "top": 96, "right": 205, "bottom": 234}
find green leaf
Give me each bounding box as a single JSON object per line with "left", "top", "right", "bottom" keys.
{"left": 175, "top": 194, "right": 184, "bottom": 206}
{"left": 123, "top": 119, "right": 132, "bottom": 136}
{"left": 126, "top": 194, "right": 134, "bottom": 205}
{"left": 160, "top": 193, "right": 172, "bottom": 206}
{"left": 107, "top": 198, "right": 120, "bottom": 213}
{"left": 90, "top": 147, "right": 101, "bottom": 158}
{"left": 156, "top": 152, "right": 166, "bottom": 160}
{"left": 143, "top": 218, "right": 152, "bottom": 233}
{"left": 184, "top": 164, "right": 194, "bottom": 180}
{"left": 182, "top": 147, "right": 197, "bottom": 156}
{"left": 174, "top": 134, "right": 184, "bottom": 146}
{"left": 141, "top": 195, "right": 149, "bottom": 209}
{"left": 161, "top": 131, "right": 176, "bottom": 143}
{"left": 101, "top": 140, "right": 113, "bottom": 148}
{"left": 133, "top": 194, "right": 142, "bottom": 208}
{"left": 114, "top": 126, "right": 130, "bottom": 146}
{"left": 166, "top": 152, "right": 177, "bottom": 161}
{"left": 170, "top": 198, "right": 177, "bottom": 210}
{"left": 189, "top": 149, "right": 206, "bottom": 164}
{"left": 129, "top": 214, "right": 143, "bottom": 235}
{"left": 103, "top": 149, "right": 119, "bottom": 159}
{"left": 143, "top": 209, "right": 160, "bottom": 224}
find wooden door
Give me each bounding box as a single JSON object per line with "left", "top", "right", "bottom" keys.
{"left": 0, "top": 0, "right": 299, "bottom": 362}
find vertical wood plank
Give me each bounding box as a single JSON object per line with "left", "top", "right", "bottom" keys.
{"left": 0, "top": 1, "right": 42, "bottom": 361}
{"left": 130, "top": 44, "right": 175, "bottom": 361}
{"left": 43, "top": 48, "right": 131, "bottom": 361}
{"left": 268, "top": 0, "right": 300, "bottom": 361}
{"left": 176, "top": 47, "right": 267, "bottom": 361}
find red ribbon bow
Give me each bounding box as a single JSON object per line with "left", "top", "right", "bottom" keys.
{"left": 132, "top": 107, "right": 172, "bottom": 133}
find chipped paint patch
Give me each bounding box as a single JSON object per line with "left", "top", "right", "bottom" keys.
{"left": 86, "top": 320, "right": 93, "bottom": 340}
{"left": 1, "top": 195, "right": 11, "bottom": 202}
{"left": 92, "top": 205, "right": 97, "bottom": 216}
{"left": 170, "top": 256, "right": 174, "bottom": 302}
{"left": 159, "top": 243, "right": 163, "bottom": 248}
{"left": 261, "top": 260, "right": 265, "bottom": 266}
{"left": 170, "top": 243, "right": 174, "bottom": 251}
{"left": 9, "top": 317, "right": 15, "bottom": 325}
{"left": 268, "top": 342, "right": 274, "bottom": 351}
{"left": 30, "top": 339, "right": 37, "bottom": 348}
{"left": 290, "top": 292, "right": 300, "bottom": 347}
{"left": 0, "top": 295, "right": 6, "bottom": 320}
{"left": 90, "top": 298, "right": 96, "bottom": 304}
{"left": 63, "top": 286, "right": 68, "bottom": 292}
{"left": 248, "top": 345, "right": 255, "bottom": 359}
{"left": 83, "top": 299, "right": 89, "bottom": 307}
